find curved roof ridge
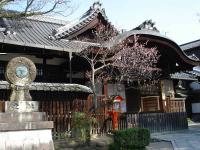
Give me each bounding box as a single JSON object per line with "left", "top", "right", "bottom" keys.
{"left": 180, "top": 39, "right": 200, "bottom": 51}
{"left": 104, "top": 29, "right": 200, "bottom": 66}
{"left": 27, "top": 15, "right": 69, "bottom": 25}
{"left": 180, "top": 39, "right": 200, "bottom": 46}
{"left": 133, "top": 19, "right": 159, "bottom": 32}
{"left": 105, "top": 29, "right": 173, "bottom": 48}
{"left": 50, "top": 1, "right": 109, "bottom": 40}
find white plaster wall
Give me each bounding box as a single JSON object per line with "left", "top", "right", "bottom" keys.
{"left": 107, "top": 83, "right": 126, "bottom": 99}
{"left": 192, "top": 103, "right": 200, "bottom": 113}
{"left": 161, "top": 79, "right": 174, "bottom": 99}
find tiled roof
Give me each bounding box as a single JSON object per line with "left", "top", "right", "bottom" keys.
{"left": 182, "top": 66, "right": 200, "bottom": 79}
{"left": 188, "top": 54, "right": 199, "bottom": 61}
{"left": 0, "top": 81, "right": 92, "bottom": 93}
{"left": 180, "top": 39, "right": 200, "bottom": 51}
{"left": 189, "top": 66, "right": 200, "bottom": 77}
{"left": 190, "top": 81, "right": 200, "bottom": 91}
{"left": 51, "top": 1, "right": 109, "bottom": 40}
{"left": 0, "top": 17, "right": 98, "bottom": 52}
{"left": 105, "top": 29, "right": 171, "bottom": 48}
{"left": 105, "top": 29, "right": 200, "bottom": 66}
{"left": 133, "top": 19, "right": 159, "bottom": 32}
{"left": 27, "top": 15, "right": 69, "bottom": 25}
{"left": 170, "top": 72, "right": 197, "bottom": 80}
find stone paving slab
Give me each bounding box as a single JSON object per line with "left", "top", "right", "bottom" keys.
{"left": 54, "top": 135, "right": 112, "bottom": 150}
{"left": 147, "top": 141, "right": 173, "bottom": 150}
{"left": 55, "top": 135, "right": 174, "bottom": 150}
{"left": 151, "top": 125, "right": 200, "bottom": 150}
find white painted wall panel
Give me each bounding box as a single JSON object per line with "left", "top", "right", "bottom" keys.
{"left": 192, "top": 103, "right": 200, "bottom": 113}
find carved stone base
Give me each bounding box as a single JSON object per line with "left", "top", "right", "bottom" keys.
{"left": 0, "top": 111, "right": 54, "bottom": 150}
{"left": 5, "top": 101, "right": 39, "bottom": 112}
{"left": 0, "top": 112, "right": 46, "bottom": 122}
{"left": 0, "top": 129, "right": 54, "bottom": 150}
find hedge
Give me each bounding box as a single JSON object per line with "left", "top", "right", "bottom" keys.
{"left": 111, "top": 128, "right": 150, "bottom": 149}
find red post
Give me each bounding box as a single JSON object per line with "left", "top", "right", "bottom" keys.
{"left": 112, "top": 111, "right": 118, "bottom": 130}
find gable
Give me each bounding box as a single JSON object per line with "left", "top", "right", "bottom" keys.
{"left": 50, "top": 2, "right": 117, "bottom": 41}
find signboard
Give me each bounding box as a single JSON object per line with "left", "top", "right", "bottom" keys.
{"left": 192, "top": 103, "right": 200, "bottom": 113}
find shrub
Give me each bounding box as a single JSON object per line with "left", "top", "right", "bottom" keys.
{"left": 108, "top": 143, "right": 117, "bottom": 150}
{"left": 71, "top": 112, "right": 96, "bottom": 144}
{"left": 113, "top": 128, "right": 150, "bottom": 149}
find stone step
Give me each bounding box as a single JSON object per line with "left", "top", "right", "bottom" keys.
{"left": 0, "top": 121, "right": 53, "bottom": 131}
{"left": 0, "top": 128, "right": 54, "bottom": 150}
{"left": 0, "top": 112, "right": 47, "bottom": 123}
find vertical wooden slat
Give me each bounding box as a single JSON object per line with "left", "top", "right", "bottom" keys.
{"left": 141, "top": 98, "right": 143, "bottom": 112}
{"left": 157, "top": 96, "right": 160, "bottom": 110}
{"left": 39, "top": 95, "right": 188, "bottom": 139}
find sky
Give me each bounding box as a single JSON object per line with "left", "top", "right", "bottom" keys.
{"left": 64, "top": 0, "right": 200, "bottom": 45}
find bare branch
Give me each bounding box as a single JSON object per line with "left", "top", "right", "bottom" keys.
{"left": 79, "top": 26, "right": 160, "bottom": 82}
{"left": 24, "top": 0, "right": 34, "bottom": 14}
{"left": 0, "top": 0, "right": 73, "bottom": 18}
{"left": 76, "top": 23, "right": 160, "bottom": 109}
{"left": 42, "top": 1, "right": 60, "bottom": 15}
{"left": 94, "top": 63, "right": 111, "bottom": 73}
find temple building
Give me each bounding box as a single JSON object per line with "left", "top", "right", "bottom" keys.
{"left": 179, "top": 40, "right": 200, "bottom": 120}
{"left": 0, "top": 2, "right": 199, "bottom": 134}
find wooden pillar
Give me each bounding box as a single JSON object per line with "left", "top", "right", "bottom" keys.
{"left": 103, "top": 80, "right": 108, "bottom": 97}
{"left": 43, "top": 57, "right": 47, "bottom": 81}
{"left": 159, "top": 80, "right": 164, "bottom": 112}
{"left": 69, "top": 52, "right": 72, "bottom": 83}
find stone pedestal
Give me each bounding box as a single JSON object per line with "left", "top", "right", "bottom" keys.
{"left": 0, "top": 105, "right": 55, "bottom": 150}
{"left": 0, "top": 129, "right": 54, "bottom": 150}
{"left": 5, "top": 101, "right": 39, "bottom": 112}
{"left": 2, "top": 57, "right": 54, "bottom": 149}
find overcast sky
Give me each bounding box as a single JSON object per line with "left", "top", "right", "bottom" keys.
{"left": 65, "top": 0, "right": 200, "bottom": 45}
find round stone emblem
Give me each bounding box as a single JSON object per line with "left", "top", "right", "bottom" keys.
{"left": 5, "top": 57, "right": 36, "bottom": 85}
{"left": 16, "top": 65, "right": 29, "bottom": 78}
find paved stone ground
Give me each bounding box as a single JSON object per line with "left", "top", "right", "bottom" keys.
{"left": 151, "top": 124, "right": 200, "bottom": 150}
{"left": 54, "top": 123, "right": 200, "bottom": 150}
{"left": 54, "top": 135, "right": 112, "bottom": 150}
{"left": 54, "top": 135, "right": 174, "bottom": 150}
{"left": 147, "top": 141, "right": 173, "bottom": 150}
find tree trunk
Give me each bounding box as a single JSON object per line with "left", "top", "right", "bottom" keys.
{"left": 92, "top": 68, "right": 97, "bottom": 109}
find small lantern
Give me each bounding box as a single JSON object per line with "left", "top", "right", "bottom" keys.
{"left": 113, "top": 95, "right": 123, "bottom": 112}
{"left": 107, "top": 95, "right": 124, "bottom": 130}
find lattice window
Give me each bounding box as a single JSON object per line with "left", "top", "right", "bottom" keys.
{"left": 37, "top": 68, "right": 43, "bottom": 76}
{"left": 0, "top": 65, "right": 4, "bottom": 75}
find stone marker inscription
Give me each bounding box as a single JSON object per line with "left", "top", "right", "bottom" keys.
{"left": 0, "top": 56, "right": 54, "bottom": 150}
{"left": 5, "top": 57, "right": 38, "bottom": 112}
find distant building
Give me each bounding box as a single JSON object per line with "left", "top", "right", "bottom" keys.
{"left": 180, "top": 40, "right": 200, "bottom": 120}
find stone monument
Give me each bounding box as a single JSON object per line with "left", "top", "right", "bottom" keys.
{"left": 0, "top": 57, "right": 54, "bottom": 149}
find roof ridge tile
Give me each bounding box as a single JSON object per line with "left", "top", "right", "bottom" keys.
{"left": 51, "top": 1, "right": 110, "bottom": 40}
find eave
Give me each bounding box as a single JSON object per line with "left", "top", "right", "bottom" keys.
{"left": 0, "top": 81, "right": 93, "bottom": 93}
{"left": 106, "top": 30, "right": 200, "bottom": 67}
{"left": 180, "top": 39, "right": 200, "bottom": 51}
{"left": 51, "top": 1, "right": 112, "bottom": 40}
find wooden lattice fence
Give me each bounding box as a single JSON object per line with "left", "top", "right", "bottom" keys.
{"left": 39, "top": 98, "right": 188, "bottom": 138}
{"left": 0, "top": 92, "right": 188, "bottom": 138}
